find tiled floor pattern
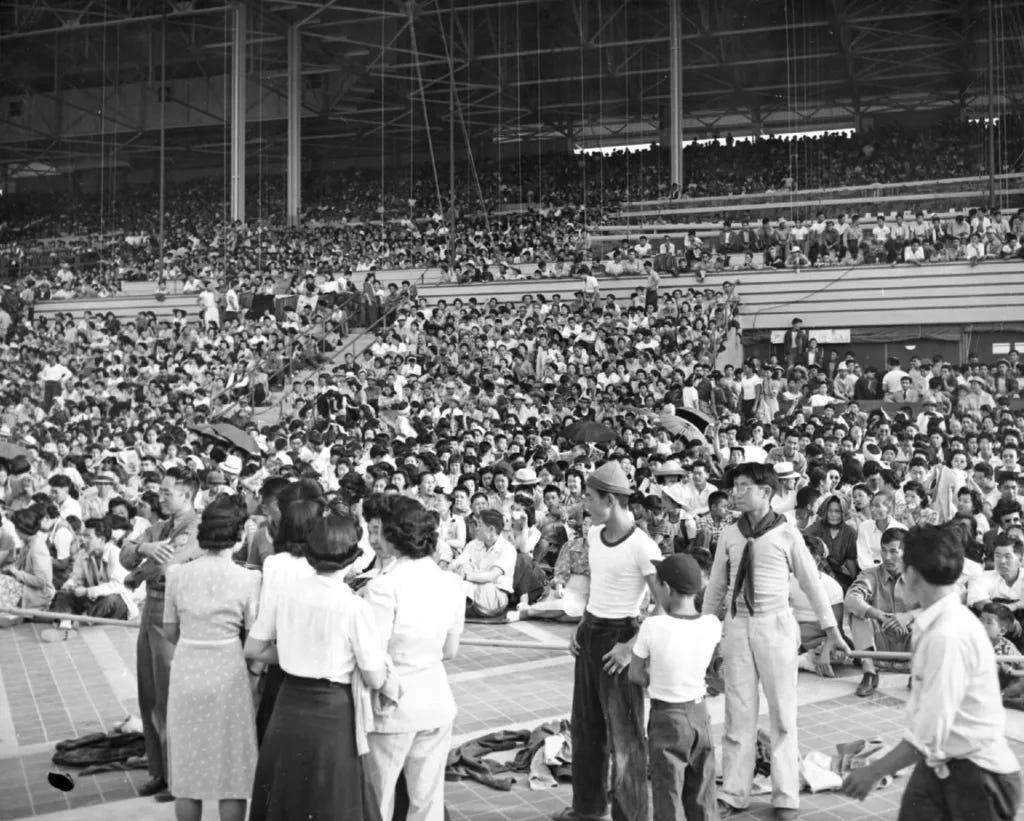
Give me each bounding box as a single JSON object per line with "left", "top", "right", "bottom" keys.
{"left": 2, "top": 616, "right": 1024, "bottom": 820}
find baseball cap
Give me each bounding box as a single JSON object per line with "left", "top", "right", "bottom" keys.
{"left": 654, "top": 554, "right": 704, "bottom": 595}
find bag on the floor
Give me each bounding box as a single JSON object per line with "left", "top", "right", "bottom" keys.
{"left": 52, "top": 732, "right": 146, "bottom": 767}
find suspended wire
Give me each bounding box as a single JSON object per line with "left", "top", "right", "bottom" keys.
{"left": 408, "top": 12, "right": 444, "bottom": 214}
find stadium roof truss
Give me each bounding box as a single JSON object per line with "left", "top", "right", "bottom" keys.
{"left": 0, "top": 0, "right": 1022, "bottom": 168}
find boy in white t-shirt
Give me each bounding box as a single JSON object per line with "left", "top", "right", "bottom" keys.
{"left": 630, "top": 554, "right": 721, "bottom": 821}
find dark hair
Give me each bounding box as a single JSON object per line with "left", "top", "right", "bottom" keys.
{"left": 708, "top": 490, "right": 729, "bottom": 507}
{"left": 880, "top": 527, "right": 906, "bottom": 547}
{"left": 277, "top": 477, "right": 325, "bottom": 509}
{"left": 731, "top": 462, "right": 779, "bottom": 495}
{"left": 165, "top": 466, "right": 200, "bottom": 499}
{"left": 981, "top": 601, "right": 1016, "bottom": 631}
{"left": 274, "top": 498, "right": 326, "bottom": 556}
{"left": 140, "top": 490, "right": 166, "bottom": 519}
{"left": 379, "top": 496, "right": 436, "bottom": 560}
{"left": 362, "top": 492, "right": 392, "bottom": 523}
{"left": 260, "top": 476, "right": 291, "bottom": 502}
{"left": 197, "top": 495, "right": 249, "bottom": 551}
{"left": 305, "top": 514, "right": 364, "bottom": 573}
{"left": 82, "top": 517, "right": 112, "bottom": 541}
{"left": 957, "top": 486, "right": 983, "bottom": 515}
{"left": 479, "top": 508, "right": 505, "bottom": 533}
{"left": 903, "top": 524, "right": 963, "bottom": 586}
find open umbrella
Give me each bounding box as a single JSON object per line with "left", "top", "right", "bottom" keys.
{"left": 563, "top": 419, "right": 618, "bottom": 444}
{"left": 658, "top": 412, "right": 708, "bottom": 445}
{"left": 210, "top": 422, "right": 261, "bottom": 456}
{"left": 676, "top": 408, "right": 715, "bottom": 432}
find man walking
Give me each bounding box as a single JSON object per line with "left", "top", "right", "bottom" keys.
{"left": 843, "top": 524, "right": 1022, "bottom": 820}
{"left": 703, "top": 463, "right": 849, "bottom": 819}
{"left": 120, "top": 467, "right": 201, "bottom": 801}
{"left": 554, "top": 462, "right": 664, "bottom": 821}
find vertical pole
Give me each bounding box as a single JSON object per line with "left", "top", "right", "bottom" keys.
{"left": 286, "top": 24, "right": 301, "bottom": 228}
{"left": 669, "top": 0, "right": 683, "bottom": 187}
{"left": 231, "top": 2, "right": 247, "bottom": 223}
{"left": 987, "top": 0, "right": 995, "bottom": 206}
{"left": 159, "top": 13, "right": 166, "bottom": 282}
{"left": 447, "top": 1, "right": 456, "bottom": 269}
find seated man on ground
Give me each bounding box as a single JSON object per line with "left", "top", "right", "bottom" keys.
{"left": 793, "top": 535, "right": 846, "bottom": 677}
{"left": 516, "top": 514, "right": 590, "bottom": 622}
{"left": 967, "top": 534, "right": 1024, "bottom": 649}
{"left": 45, "top": 517, "right": 135, "bottom": 640}
{"left": 448, "top": 508, "right": 517, "bottom": 617}
{"left": 845, "top": 528, "right": 920, "bottom": 697}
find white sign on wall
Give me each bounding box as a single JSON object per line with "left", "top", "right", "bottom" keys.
{"left": 770, "top": 328, "right": 851, "bottom": 345}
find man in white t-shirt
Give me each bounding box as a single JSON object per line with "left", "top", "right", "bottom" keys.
{"left": 555, "top": 462, "right": 664, "bottom": 821}
{"left": 738, "top": 361, "right": 762, "bottom": 421}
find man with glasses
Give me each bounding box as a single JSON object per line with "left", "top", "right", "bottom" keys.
{"left": 120, "top": 467, "right": 201, "bottom": 802}
{"left": 703, "top": 463, "right": 849, "bottom": 820}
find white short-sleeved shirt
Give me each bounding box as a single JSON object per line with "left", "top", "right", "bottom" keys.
{"left": 363, "top": 557, "right": 465, "bottom": 732}
{"left": 789, "top": 571, "right": 843, "bottom": 624}
{"left": 249, "top": 573, "right": 385, "bottom": 684}
{"left": 633, "top": 614, "right": 721, "bottom": 702}
{"left": 585, "top": 525, "right": 661, "bottom": 619}
{"left": 739, "top": 374, "right": 762, "bottom": 400}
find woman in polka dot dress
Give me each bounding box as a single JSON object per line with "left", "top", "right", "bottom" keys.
{"left": 164, "top": 495, "right": 261, "bottom": 821}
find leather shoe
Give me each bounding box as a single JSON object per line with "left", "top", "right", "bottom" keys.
{"left": 154, "top": 790, "right": 175, "bottom": 803}
{"left": 855, "top": 671, "right": 879, "bottom": 697}
{"left": 775, "top": 809, "right": 800, "bottom": 820}
{"left": 717, "top": 800, "right": 745, "bottom": 817}
{"left": 138, "top": 777, "right": 167, "bottom": 796}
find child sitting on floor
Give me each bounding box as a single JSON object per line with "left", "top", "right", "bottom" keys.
{"left": 980, "top": 603, "right": 1024, "bottom": 710}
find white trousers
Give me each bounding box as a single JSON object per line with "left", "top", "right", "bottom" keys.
{"left": 364, "top": 724, "right": 452, "bottom": 821}
{"left": 463, "top": 580, "right": 509, "bottom": 616}
{"left": 719, "top": 609, "right": 801, "bottom": 811}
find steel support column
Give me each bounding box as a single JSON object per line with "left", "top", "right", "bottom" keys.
{"left": 286, "top": 24, "right": 302, "bottom": 227}
{"left": 230, "top": 2, "right": 247, "bottom": 223}
{"left": 668, "top": 0, "right": 683, "bottom": 186}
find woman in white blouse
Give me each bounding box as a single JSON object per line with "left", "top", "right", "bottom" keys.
{"left": 245, "top": 515, "right": 385, "bottom": 821}
{"left": 363, "top": 496, "right": 465, "bottom": 821}
{"left": 253, "top": 491, "right": 323, "bottom": 743}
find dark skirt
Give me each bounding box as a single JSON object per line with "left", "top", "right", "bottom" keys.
{"left": 255, "top": 664, "right": 285, "bottom": 746}
{"left": 250, "top": 675, "right": 379, "bottom": 821}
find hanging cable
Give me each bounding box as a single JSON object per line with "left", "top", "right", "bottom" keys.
{"left": 408, "top": 11, "right": 444, "bottom": 214}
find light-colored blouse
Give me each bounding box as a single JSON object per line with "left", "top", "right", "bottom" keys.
{"left": 249, "top": 573, "right": 385, "bottom": 685}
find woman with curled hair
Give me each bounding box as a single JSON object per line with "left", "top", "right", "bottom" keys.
{"left": 363, "top": 496, "right": 465, "bottom": 821}
{"left": 246, "top": 514, "right": 386, "bottom": 821}
{"left": 163, "top": 495, "right": 262, "bottom": 821}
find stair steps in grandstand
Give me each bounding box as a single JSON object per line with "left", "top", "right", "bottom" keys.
{"left": 251, "top": 329, "right": 375, "bottom": 424}
{"left": 417, "top": 260, "right": 1024, "bottom": 331}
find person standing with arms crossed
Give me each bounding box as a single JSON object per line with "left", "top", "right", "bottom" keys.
{"left": 120, "top": 467, "right": 201, "bottom": 801}
{"left": 553, "top": 462, "right": 665, "bottom": 821}
{"left": 842, "top": 524, "right": 1022, "bottom": 820}
{"left": 703, "top": 463, "right": 849, "bottom": 820}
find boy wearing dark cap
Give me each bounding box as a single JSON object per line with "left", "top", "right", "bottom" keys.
{"left": 630, "top": 554, "right": 721, "bottom": 821}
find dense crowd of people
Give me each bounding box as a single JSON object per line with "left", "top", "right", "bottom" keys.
{"left": 0, "top": 121, "right": 1023, "bottom": 819}
{"left": 3, "top": 118, "right": 1023, "bottom": 298}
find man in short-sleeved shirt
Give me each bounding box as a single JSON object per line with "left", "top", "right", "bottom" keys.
{"left": 449, "top": 508, "right": 516, "bottom": 617}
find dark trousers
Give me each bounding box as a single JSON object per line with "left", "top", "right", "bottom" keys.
{"left": 898, "top": 758, "right": 1021, "bottom": 821}
{"left": 570, "top": 614, "right": 648, "bottom": 821}
{"left": 136, "top": 594, "right": 174, "bottom": 781}
{"left": 51, "top": 591, "right": 129, "bottom": 620}
{"left": 649, "top": 700, "right": 718, "bottom": 821}
{"left": 43, "top": 380, "right": 61, "bottom": 411}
